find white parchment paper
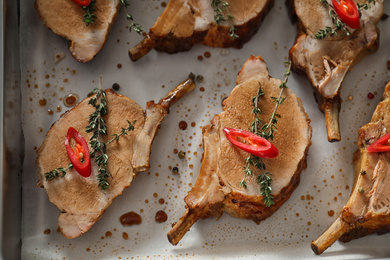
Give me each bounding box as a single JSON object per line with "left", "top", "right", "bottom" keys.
{"left": 20, "top": 0, "right": 390, "bottom": 259}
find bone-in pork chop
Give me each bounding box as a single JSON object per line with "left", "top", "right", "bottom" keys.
{"left": 167, "top": 56, "right": 312, "bottom": 245}
{"left": 312, "top": 81, "right": 390, "bottom": 255}
{"left": 35, "top": 0, "right": 120, "bottom": 62}
{"left": 129, "top": 0, "right": 274, "bottom": 61}
{"left": 36, "top": 79, "right": 195, "bottom": 239}
{"left": 288, "top": 0, "right": 384, "bottom": 142}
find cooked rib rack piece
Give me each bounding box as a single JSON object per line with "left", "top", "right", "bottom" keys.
{"left": 288, "top": 0, "right": 384, "bottom": 142}
{"left": 36, "top": 79, "right": 195, "bottom": 239}
{"left": 167, "top": 56, "right": 312, "bottom": 245}
{"left": 312, "top": 81, "right": 390, "bottom": 255}
{"left": 35, "top": 0, "right": 120, "bottom": 62}
{"left": 129, "top": 0, "right": 274, "bottom": 61}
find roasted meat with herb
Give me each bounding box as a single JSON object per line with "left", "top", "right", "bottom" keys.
{"left": 312, "top": 81, "right": 390, "bottom": 255}
{"left": 35, "top": 0, "right": 120, "bottom": 62}
{"left": 36, "top": 79, "right": 195, "bottom": 239}
{"left": 167, "top": 56, "right": 312, "bottom": 245}
{"left": 288, "top": 0, "right": 384, "bottom": 141}
{"left": 129, "top": 0, "right": 274, "bottom": 61}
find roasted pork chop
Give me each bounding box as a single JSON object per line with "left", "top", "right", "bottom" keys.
{"left": 129, "top": 0, "right": 274, "bottom": 61}
{"left": 167, "top": 56, "right": 312, "bottom": 245}
{"left": 35, "top": 0, "right": 120, "bottom": 62}
{"left": 36, "top": 78, "right": 195, "bottom": 239}
{"left": 288, "top": 0, "right": 384, "bottom": 142}
{"left": 312, "top": 81, "right": 390, "bottom": 255}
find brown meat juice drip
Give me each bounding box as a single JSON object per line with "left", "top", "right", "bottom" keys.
{"left": 155, "top": 210, "right": 167, "bottom": 223}
{"left": 64, "top": 93, "right": 79, "bottom": 107}
{"left": 179, "top": 121, "right": 188, "bottom": 130}
{"left": 120, "top": 211, "right": 142, "bottom": 226}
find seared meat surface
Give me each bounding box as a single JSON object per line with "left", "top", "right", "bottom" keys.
{"left": 288, "top": 0, "right": 384, "bottom": 142}
{"left": 36, "top": 79, "right": 195, "bottom": 239}
{"left": 167, "top": 56, "right": 312, "bottom": 245}
{"left": 129, "top": 0, "right": 274, "bottom": 61}
{"left": 35, "top": 0, "right": 120, "bottom": 62}
{"left": 312, "top": 82, "right": 390, "bottom": 255}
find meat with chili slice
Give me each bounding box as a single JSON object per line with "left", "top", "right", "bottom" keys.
{"left": 287, "top": 0, "right": 384, "bottom": 142}
{"left": 167, "top": 56, "right": 312, "bottom": 245}
{"left": 36, "top": 78, "right": 195, "bottom": 239}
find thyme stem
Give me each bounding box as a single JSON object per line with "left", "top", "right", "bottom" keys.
{"left": 240, "top": 61, "right": 291, "bottom": 207}
{"left": 86, "top": 76, "right": 110, "bottom": 189}
{"left": 241, "top": 86, "right": 264, "bottom": 188}
{"left": 107, "top": 120, "right": 136, "bottom": 144}
{"left": 211, "top": 0, "right": 239, "bottom": 39}
{"left": 44, "top": 163, "right": 73, "bottom": 181}
{"left": 120, "top": 0, "right": 143, "bottom": 34}
{"left": 261, "top": 61, "right": 291, "bottom": 141}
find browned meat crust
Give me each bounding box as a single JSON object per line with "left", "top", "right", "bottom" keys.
{"left": 129, "top": 0, "right": 274, "bottom": 61}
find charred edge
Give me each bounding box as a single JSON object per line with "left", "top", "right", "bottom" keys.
{"left": 311, "top": 242, "right": 320, "bottom": 255}
{"left": 339, "top": 219, "right": 390, "bottom": 243}
{"left": 154, "top": 30, "right": 207, "bottom": 54}
{"left": 205, "top": 0, "right": 275, "bottom": 49}
{"left": 167, "top": 233, "right": 175, "bottom": 245}
{"left": 131, "top": 30, "right": 207, "bottom": 59}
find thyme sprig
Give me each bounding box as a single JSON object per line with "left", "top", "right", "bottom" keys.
{"left": 107, "top": 120, "right": 136, "bottom": 144}
{"left": 120, "top": 0, "right": 143, "bottom": 34}
{"left": 241, "top": 84, "right": 275, "bottom": 207}
{"left": 258, "top": 172, "right": 274, "bottom": 207}
{"left": 316, "top": 0, "right": 351, "bottom": 39}
{"left": 316, "top": 0, "right": 376, "bottom": 39}
{"left": 241, "top": 86, "right": 265, "bottom": 189}
{"left": 357, "top": 0, "right": 376, "bottom": 17}
{"left": 211, "top": 0, "right": 238, "bottom": 39}
{"left": 86, "top": 80, "right": 136, "bottom": 190}
{"left": 260, "top": 61, "right": 291, "bottom": 141}
{"left": 86, "top": 81, "right": 110, "bottom": 189}
{"left": 44, "top": 78, "right": 135, "bottom": 190}
{"left": 82, "top": 0, "right": 96, "bottom": 26}
{"left": 45, "top": 163, "right": 73, "bottom": 181}
{"left": 240, "top": 61, "right": 291, "bottom": 207}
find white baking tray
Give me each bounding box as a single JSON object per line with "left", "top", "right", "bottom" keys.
{"left": 18, "top": 0, "right": 390, "bottom": 259}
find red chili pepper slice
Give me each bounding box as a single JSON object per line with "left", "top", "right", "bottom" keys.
{"left": 223, "top": 128, "right": 278, "bottom": 159}
{"left": 367, "top": 132, "right": 390, "bottom": 153}
{"left": 65, "top": 127, "right": 91, "bottom": 177}
{"left": 71, "top": 0, "right": 91, "bottom": 7}
{"left": 332, "top": 0, "right": 360, "bottom": 29}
